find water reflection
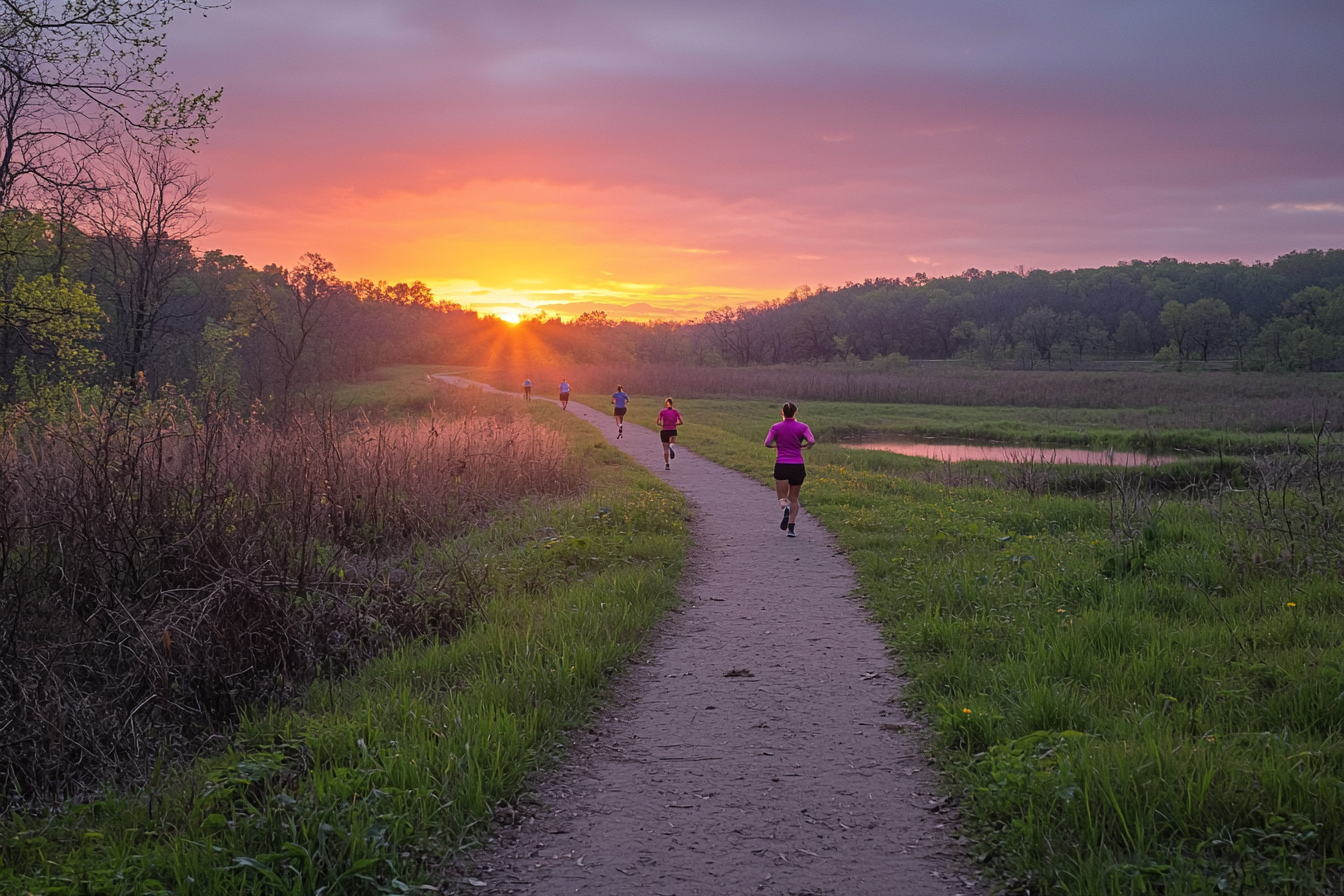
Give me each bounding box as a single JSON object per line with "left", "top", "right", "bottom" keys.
{"left": 846, "top": 438, "right": 1176, "bottom": 466}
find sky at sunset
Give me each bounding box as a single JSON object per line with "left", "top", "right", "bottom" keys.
{"left": 172, "top": 1, "right": 1344, "bottom": 322}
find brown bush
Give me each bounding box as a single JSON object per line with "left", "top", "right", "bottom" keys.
{"left": 0, "top": 390, "right": 577, "bottom": 809}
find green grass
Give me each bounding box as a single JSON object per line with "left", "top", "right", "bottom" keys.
{"left": 568, "top": 391, "right": 1311, "bottom": 456}
{"left": 332, "top": 365, "right": 466, "bottom": 416}
{"left": 0, "top": 377, "right": 688, "bottom": 895}
{"left": 667, "top": 397, "right": 1344, "bottom": 895}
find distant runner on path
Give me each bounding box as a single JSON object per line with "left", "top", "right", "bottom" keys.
{"left": 656, "top": 398, "right": 682, "bottom": 470}
{"left": 559, "top": 379, "right": 571, "bottom": 409}
{"left": 522, "top": 378, "right": 531, "bottom": 401}
{"left": 611, "top": 385, "right": 629, "bottom": 439}
{"left": 765, "top": 401, "right": 815, "bottom": 537}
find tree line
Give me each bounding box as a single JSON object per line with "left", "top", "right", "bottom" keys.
{"left": 1, "top": 204, "right": 501, "bottom": 414}
{"left": 500, "top": 252, "right": 1344, "bottom": 373}
{"left": 683, "top": 254, "right": 1344, "bottom": 370}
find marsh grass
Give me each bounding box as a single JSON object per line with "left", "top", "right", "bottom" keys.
{"left": 678, "top": 398, "right": 1344, "bottom": 895}
{"left": 0, "top": 375, "right": 687, "bottom": 894}
{"left": 0, "top": 372, "right": 577, "bottom": 808}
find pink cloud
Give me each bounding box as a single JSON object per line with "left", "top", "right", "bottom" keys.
{"left": 170, "top": 1, "right": 1344, "bottom": 311}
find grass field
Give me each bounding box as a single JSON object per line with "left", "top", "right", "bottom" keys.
{"left": 546, "top": 374, "right": 1338, "bottom": 457}
{"left": 653, "top": 395, "right": 1344, "bottom": 895}
{"left": 0, "top": 368, "right": 689, "bottom": 895}
{"left": 479, "top": 362, "right": 1344, "bottom": 437}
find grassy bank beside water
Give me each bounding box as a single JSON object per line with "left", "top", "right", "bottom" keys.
{"left": 669, "top": 397, "right": 1344, "bottom": 895}
{"left": 558, "top": 381, "right": 1334, "bottom": 457}
{"left": 0, "top": 369, "right": 688, "bottom": 895}
{"left": 485, "top": 363, "right": 1344, "bottom": 439}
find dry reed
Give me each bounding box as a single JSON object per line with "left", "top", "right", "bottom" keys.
{"left": 0, "top": 390, "right": 576, "bottom": 810}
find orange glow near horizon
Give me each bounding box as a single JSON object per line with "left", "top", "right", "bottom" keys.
{"left": 453, "top": 314, "right": 574, "bottom": 373}
{"left": 203, "top": 178, "right": 807, "bottom": 324}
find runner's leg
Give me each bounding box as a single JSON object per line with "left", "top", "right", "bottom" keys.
{"left": 776, "top": 479, "right": 791, "bottom": 529}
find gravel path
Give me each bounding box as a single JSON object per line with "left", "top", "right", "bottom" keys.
{"left": 434, "top": 377, "right": 974, "bottom": 895}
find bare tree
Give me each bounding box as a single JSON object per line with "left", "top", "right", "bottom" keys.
{"left": 791, "top": 306, "right": 839, "bottom": 363}
{"left": 245, "top": 253, "right": 341, "bottom": 416}
{"left": 702, "top": 306, "right": 759, "bottom": 365}
{"left": 87, "top": 140, "right": 207, "bottom": 386}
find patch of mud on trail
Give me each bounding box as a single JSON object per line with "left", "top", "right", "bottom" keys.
{"left": 432, "top": 377, "right": 977, "bottom": 895}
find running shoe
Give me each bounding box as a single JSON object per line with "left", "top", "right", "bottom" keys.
{"left": 787, "top": 528, "right": 796, "bottom": 538}
{"left": 669, "top": 446, "right": 675, "bottom": 459}
{"left": 665, "top": 463, "right": 670, "bottom": 470}
{"left": 780, "top": 507, "right": 790, "bottom": 530}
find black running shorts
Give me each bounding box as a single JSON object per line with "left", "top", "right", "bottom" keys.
{"left": 614, "top": 407, "right": 626, "bottom": 418}
{"left": 660, "top": 429, "right": 677, "bottom": 443}
{"left": 774, "top": 462, "right": 806, "bottom": 486}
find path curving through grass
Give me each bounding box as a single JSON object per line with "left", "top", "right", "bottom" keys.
{"left": 434, "top": 376, "right": 971, "bottom": 896}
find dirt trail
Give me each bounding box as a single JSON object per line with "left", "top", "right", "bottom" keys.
{"left": 434, "top": 376, "right": 972, "bottom": 895}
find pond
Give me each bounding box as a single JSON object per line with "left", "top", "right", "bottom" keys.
{"left": 841, "top": 437, "right": 1177, "bottom": 466}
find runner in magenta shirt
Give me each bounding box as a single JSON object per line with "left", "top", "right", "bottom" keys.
{"left": 656, "top": 397, "right": 683, "bottom": 470}
{"left": 765, "top": 402, "right": 815, "bottom": 537}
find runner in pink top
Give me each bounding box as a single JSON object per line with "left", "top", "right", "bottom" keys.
{"left": 764, "top": 402, "right": 815, "bottom": 537}
{"left": 656, "top": 398, "right": 683, "bottom": 470}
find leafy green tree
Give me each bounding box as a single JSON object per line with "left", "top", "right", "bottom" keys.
{"left": 1258, "top": 285, "right": 1344, "bottom": 370}
{"left": 1256, "top": 317, "right": 1295, "bottom": 368}
{"left": 0, "top": 273, "right": 104, "bottom": 409}
{"left": 1158, "top": 300, "right": 1191, "bottom": 359}
{"left": 921, "top": 289, "right": 968, "bottom": 358}
{"left": 1184, "top": 298, "right": 1232, "bottom": 362}
{"left": 957, "top": 322, "right": 1009, "bottom": 364}
{"left": 1226, "top": 312, "right": 1259, "bottom": 368}
{"left": 1012, "top": 306, "right": 1064, "bottom": 365}
{"left": 1114, "top": 310, "right": 1152, "bottom": 356}
{"left": 1282, "top": 326, "right": 1339, "bottom": 372}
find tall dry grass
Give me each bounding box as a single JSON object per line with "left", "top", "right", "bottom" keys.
{"left": 486, "top": 362, "right": 1344, "bottom": 430}
{"left": 0, "top": 389, "right": 576, "bottom": 810}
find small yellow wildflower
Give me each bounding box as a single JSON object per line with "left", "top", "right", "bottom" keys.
{"left": 1287, "top": 602, "right": 1297, "bottom": 608}
{"left": 962, "top": 708, "right": 972, "bottom": 714}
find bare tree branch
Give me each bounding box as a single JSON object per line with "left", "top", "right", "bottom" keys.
{"left": 0, "top": 0, "right": 224, "bottom": 209}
